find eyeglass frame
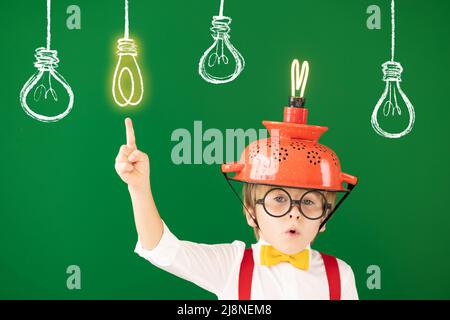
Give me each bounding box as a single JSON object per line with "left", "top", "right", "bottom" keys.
{"left": 222, "top": 170, "right": 357, "bottom": 232}
{"left": 255, "top": 187, "right": 332, "bottom": 220}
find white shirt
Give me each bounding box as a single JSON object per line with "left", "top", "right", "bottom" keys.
{"left": 134, "top": 221, "right": 359, "bottom": 300}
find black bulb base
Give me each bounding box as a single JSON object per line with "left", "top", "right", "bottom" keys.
{"left": 289, "top": 96, "right": 306, "bottom": 108}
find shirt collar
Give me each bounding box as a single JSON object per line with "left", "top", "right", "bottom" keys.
{"left": 255, "top": 238, "right": 311, "bottom": 250}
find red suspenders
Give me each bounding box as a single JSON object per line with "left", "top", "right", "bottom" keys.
{"left": 238, "top": 248, "right": 254, "bottom": 300}
{"left": 238, "top": 248, "right": 341, "bottom": 300}
{"left": 320, "top": 252, "right": 341, "bottom": 300}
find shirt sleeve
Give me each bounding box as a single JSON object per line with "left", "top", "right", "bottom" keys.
{"left": 337, "top": 259, "right": 359, "bottom": 300}
{"left": 134, "top": 220, "right": 245, "bottom": 297}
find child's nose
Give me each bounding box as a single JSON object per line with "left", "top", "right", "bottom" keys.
{"left": 289, "top": 206, "right": 301, "bottom": 219}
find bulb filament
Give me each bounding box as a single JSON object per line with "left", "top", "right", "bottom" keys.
{"left": 291, "top": 59, "right": 309, "bottom": 98}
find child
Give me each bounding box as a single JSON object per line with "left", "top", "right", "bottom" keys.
{"left": 115, "top": 117, "right": 359, "bottom": 300}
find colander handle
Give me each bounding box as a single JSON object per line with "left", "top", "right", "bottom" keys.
{"left": 221, "top": 162, "right": 245, "bottom": 173}
{"left": 341, "top": 172, "right": 358, "bottom": 186}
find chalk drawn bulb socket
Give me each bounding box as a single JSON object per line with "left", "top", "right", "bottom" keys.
{"left": 20, "top": 48, "right": 74, "bottom": 122}
{"left": 371, "top": 61, "right": 415, "bottom": 139}
{"left": 112, "top": 38, "right": 144, "bottom": 107}
{"left": 198, "top": 15, "right": 245, "bottom": 84}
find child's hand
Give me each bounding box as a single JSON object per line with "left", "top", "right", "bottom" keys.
{"left": 115, "top": 118, "right": 150, "bottom": 190}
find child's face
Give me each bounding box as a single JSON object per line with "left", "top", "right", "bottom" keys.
{"left": 247, "top": 185, "right": 327, "bottom": 254}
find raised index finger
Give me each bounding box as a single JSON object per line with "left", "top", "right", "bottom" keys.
{"left": 125, "top": 118, "right": 136, "bottom": 148}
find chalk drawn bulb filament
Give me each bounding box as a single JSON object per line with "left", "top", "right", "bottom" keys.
{"left": 112, "top": 0, "right": 144, "bottom": 107}
{"left": 198, "top": 0, "right": 245, "bottom": 84}
{"left": 20, "top": 0, "right": 74, "bottom": 122}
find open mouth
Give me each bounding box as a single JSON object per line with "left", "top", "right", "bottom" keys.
{"left": 286, "top": 228, "right": 299, "bottom": 236}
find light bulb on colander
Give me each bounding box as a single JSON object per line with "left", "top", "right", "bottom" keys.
{"left": 290, "top": 59, "right": 309, "bottom": 105}
{"left": 371, "top": 61, "right": 415, "bottom": 138}
{"left": 19, "top": 0, "right": 74, "bottom": 122}
{"left": 198, "top": 0, "right": 245, "bottom": 84}
{"left": 112, "top": 0, "right": 144, "bottom": 107}
{"left": 371, "top": 0, "right": 415, "bottom": 139}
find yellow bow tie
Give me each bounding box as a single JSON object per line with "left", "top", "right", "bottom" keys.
{"left": 260, "top": 245, "right": 310, "bottom": 270}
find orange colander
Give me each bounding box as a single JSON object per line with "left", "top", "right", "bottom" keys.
{"left": 221, "top": 60, "right": 358, "bottom": 228}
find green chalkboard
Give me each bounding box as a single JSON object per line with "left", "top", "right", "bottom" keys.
{"left": 1, "top": 0, "right": 450, "bottom": 299}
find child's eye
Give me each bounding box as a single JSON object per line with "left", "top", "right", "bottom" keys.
{"left": 302, "top": 199, "right": 314, "bottom": 206}
{"left": 274, "top": 196, "right": 287, "bottom": 203}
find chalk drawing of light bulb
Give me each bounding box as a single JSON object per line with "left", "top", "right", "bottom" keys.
{"left": 112, "top": 0, "right": 144, "bottom": 107}
{"left": 198, "top": 0, "right": 245, "bottom": 84}
{"left": 371, "top": 0, "right": 415, "bottom": 139}
{"left": 20, "top": 0, "right": 74, "bottom": 123}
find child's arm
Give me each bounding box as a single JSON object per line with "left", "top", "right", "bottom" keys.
{"left": 115, "top": 118, "right": 163, "bottom": 250}
{"left": 115, "top": 118, "right": 243, "bottom": 297}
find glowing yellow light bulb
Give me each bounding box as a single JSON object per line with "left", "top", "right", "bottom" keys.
{"left": 291, "top": 59, "right": 309, "bottom": 98}
{"left": 112, "top": 0, "right": 144, "bottom": 107}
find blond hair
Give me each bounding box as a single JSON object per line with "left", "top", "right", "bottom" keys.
{"left": 242, "top": 183, "right": 337, "bottom": 240}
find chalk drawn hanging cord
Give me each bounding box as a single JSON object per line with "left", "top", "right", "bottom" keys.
{"left": 37, "top": 0, "right": 58, "bottom": 70}
{"left": 219, "top": 0, "right": 225, "bottom": 17}
{"left": 391, "top": 0, "right": 395, "bottom": 62}
{"left": 19, "top": 0, "right": 74, "bottom": 122}
{"left": 124, "top": 0, "right": 129, "bottom": 39}
{"left": 370, "top": 0, "right": 415, "bottom": 139}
